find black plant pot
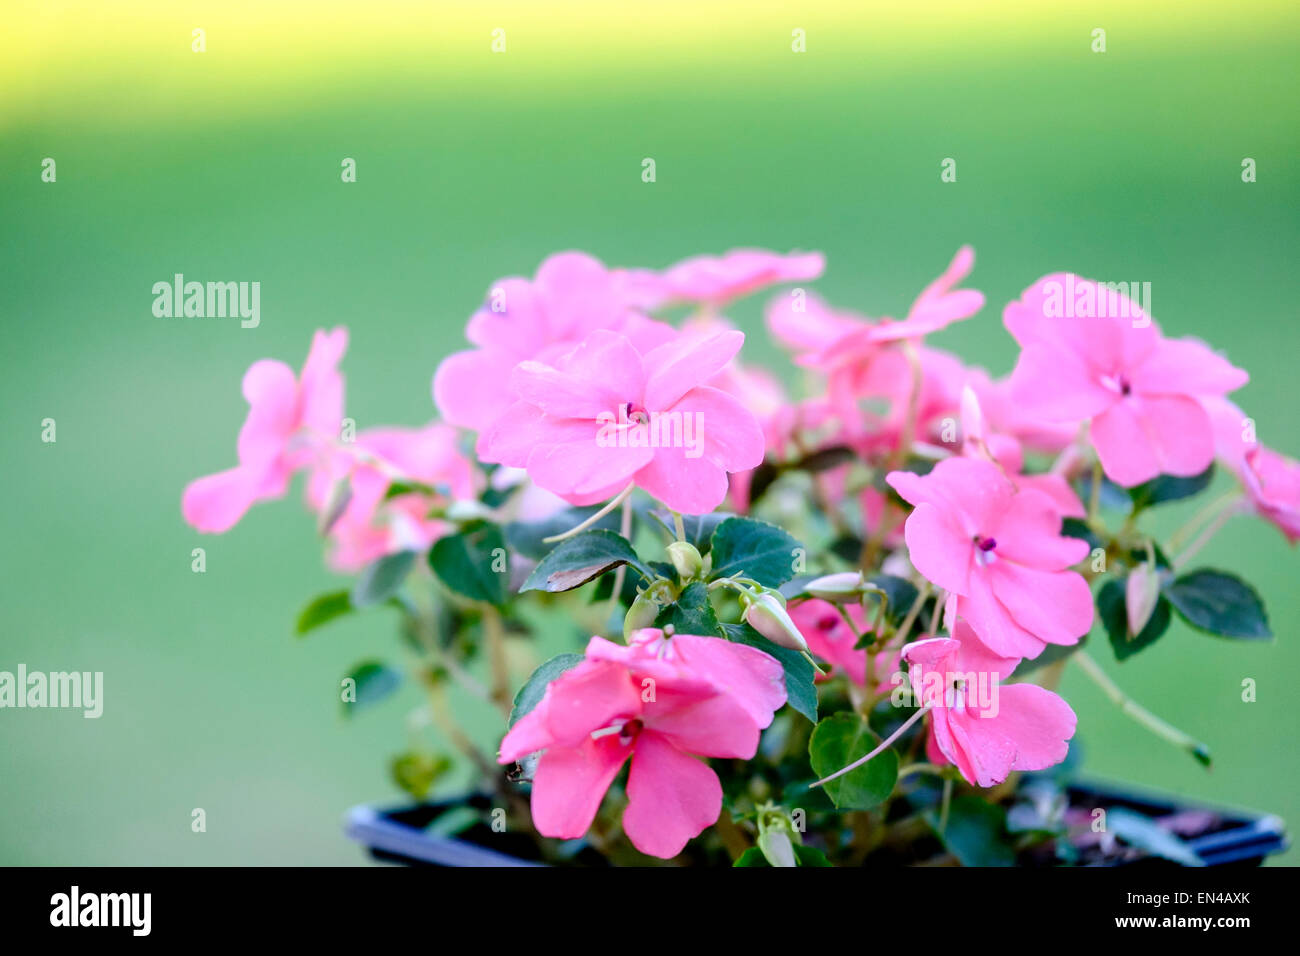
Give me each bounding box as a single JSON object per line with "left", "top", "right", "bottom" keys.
{"left": 344, "top": 781, "right": 1287, "bottom": 868}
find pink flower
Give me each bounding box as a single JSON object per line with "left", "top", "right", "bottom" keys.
{"left": 498, "top": 629, "right": 786, "bottom": 858}
{"left": 481, "top": 328, "right": 765, "bottom": 514}
{"left": 433, "top": 252, "right": 673, "bottom": 434}
{"left": 1005, "top": 273, "right": 1248, "bottom": 486}
{"left": 788, "top": 599, "right": 871, "bottom": 685}
{"left": 625, "top": 248, "right": 824, "bottom": 309}
{"left": 182, "top": 328, "right": 348, "bottom": 533}
{"left": 959, "top": 385, "right": 1085, "bottom": 520}
{"left": 306, "top": 424, "right": 477, "bottom": 571}
{"left": 903, "top": 622, "right": 1077, "bottom": 787}
{"left": 767, "top": 246, "right": 983, "bottom": 369}
{"left": 887, "top": 457, "right": 1093, "bottom": 659}
{"left": 1204, "top": 398, "right": 1300, "bottom": 543}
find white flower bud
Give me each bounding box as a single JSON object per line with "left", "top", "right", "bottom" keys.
{"left": 744, "top": 592, "right": 810, "bottom": 654}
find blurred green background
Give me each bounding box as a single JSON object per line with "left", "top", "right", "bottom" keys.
{"left": 2, "top": 1, "right": 1297, "bottom": 864}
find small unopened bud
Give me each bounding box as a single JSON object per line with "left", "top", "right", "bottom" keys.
{"left": 757, "top": 828, "right": 797, "bottom": 868}
{"left": 666, "top": 541, "right": 704, "bottom": 581}
{"left": 802, "top": 571, "right": 866, "bottom": 602}
{"left": 624, "top": 580, "right": 674, "bottom": 641}
{"left": 744, "top": 592, "right": 810, "bottom": 654}
{"left": 1125, "top": 562, "right": 1161, "bottom": 636}
{"left": 444, "top": 499, "right": 494, "bottom": 522}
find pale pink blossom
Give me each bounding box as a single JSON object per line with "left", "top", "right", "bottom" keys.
{"left": 182, "top": 328, "right": 348, "bottom": 533}
{"left": 887, "top": 457, "right": 1093, "bottom": 659}
{"left": 433, "top": 252, "right": 673, "bottom": 434}
{"left": 1204, "top": 397, "right": 1300, "bottom": 543}
{"left": 481, "top": 328, "right": 765, "bottom": 514}
{"left": 306, "top": 424, "right": 477, "bottom": 571}
{"left": 498, "top": 629, "right": 786, "bottom": 858}
{"left": 1005, "top": 274, "right": 1248, "bottom": 486}
{"left": 624, "top": 248, "right": 825, "bottom": 309}
{"left": 767, "top": 247, "right": 983, "bottom": 376}
{"left": 903, "top": 622, "right": 1077, "bottom": 787}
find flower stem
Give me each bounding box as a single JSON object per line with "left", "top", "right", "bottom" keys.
{"left": 811, "top": 704, "right": 932, "bottom": 789}
{"left": 1171, "top": 498, "right": 1244, "bottom": 570}
{"left": 542, "top": 484, "right": 634, "bottom": 543}
{"left": 894, "top": 580, "right": 932, "bottom": 646}
{"left": 1072, "top": 650, "right": 1212, "bottom": 766}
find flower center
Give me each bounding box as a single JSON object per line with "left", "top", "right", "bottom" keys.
{"left": 619, "top": 719, "right": 644, "bottom": 744}
{"left": 621, "top": 401, "right": 649, "bottom": 425}
{"left": 974, "top": 535, "right": 998, "bottom": 566}
{"left": 1100, "top": 373, "right": 1132, "bottom": 397}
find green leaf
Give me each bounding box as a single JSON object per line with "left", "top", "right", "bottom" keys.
{"left": 1163, "top": 569, "right": 1271, "bottom": 640}
{"left": 927, "top": 796, "right": 1015, "bottom": 867}
{"left": 732, "top": 847, "right": 769, "bottom": 867}
{"left": 505, "top": 505, "right": 624, "bottom": 560}
{"left": 648, "top": 511, "right": 731, "bottom": 555}
{"left": 1097, "top": 578, "right": 1173, "bottom": 661}
{"left": 342, "top": 660, "right": 401, "bottom": 716}
{"left": 508, "top": 653, "right": 585, "bottom": 727}
{"left": 723, "top": 623, "right": 818, "bottom": 723}
{"left": 1060, "top": 517, "right": 1103, "bottom": 551}
{"left": 656, "top": 580, "right": 722, "bottom": 636}
{"left": 1108, "top": 807, "right": 1204, "bottom": 866}
{"left": 708, "top": 517, "right": 803, "bottom": 588}
{"left": 792, "top": 843, "right": 833, "bottom": 867}
{"left": 382, "top": 479, "right": 441, "bottom": 502}
{"left": 1078, "top": 472, "right": 1132, "bottom": 514}
{"left": 295, "top": 590, "right": 354, "bottom": 636}
{"left": 351, "top": 550, "right": 417, "bottom": 608}
{"left": 390, "top": 751, "right": 453, "bottom": 800}
{"left": 521, "top": 529, "right": 650, "bottom": 593}
{"left": 1128, "top": 464, "right": 1215, "bottom": 511}
{"left": 429, "top": 522, "right": 508, "bottom": 605}
{"left": 865, "top": 574, "right": 920, "bottom": 628}
{"left": 808, "top": 713, "right": 897, "bottom": 810}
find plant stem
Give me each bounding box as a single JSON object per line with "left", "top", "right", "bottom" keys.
{"left": 542, "top": 484, "right": 634, "bottom": 543}
{"left": 938, "top": 776, "right": 954, "bottom": 833}
{"left": 894, "top": 580, "right": 932, "bottom": 646}
{"left": 1167, "top": 491, "right": 1242, "bottom": 552}
{"left": 811, "top": 704, "right": 932, "bottom": 788}
{"left": 607, "top": 494, "right": 635, "bottom": 625}
{"left": 1072, "top": 650, "right": 1211, "bottom": 766}
{"left": 481, "top": 605, "right": 513, "bottom": 720}
{"left": 671, "top": 510, "right": 686, "bottom": 542}
{"left": 1171, "top": 498, "right": 1243, "bottom": 570}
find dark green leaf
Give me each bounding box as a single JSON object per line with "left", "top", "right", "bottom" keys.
{"left": 351, "top": 550, "right": 417, "bottom": 608}
{"left": 1077, "top": 472, "right": 1132, "bottom": 514}
{"left": 1108, "top": 807, "right": 1204, "bottom": 866}
{"left": 295, "top": 590, "right": 354, "bottom": 636}
{"left": 1097, "top": 578, "right": 1173, "bottom": 661}
{"left": 342, "top": 660, "right": 401, "bottom": 716}
{"left": 655, "top": 580, "right": 722, "bottom": 636}
{"left": 708, "top": 517, "right": 803, "bottom": 588}
{"left": 508, "top": 653, "right": 585, "bottom": 727}
{"left": 521, "top": 530, "right": 651, "bottom": 593}
{"left": 808, "top": 713, "right": 897, "bottom": 810}
{"left": 792, "top": 843, "right": 833, "bottom": 867}
{"left": 505, "top": 505, "right": 623, "bottom": 560}
{"left": 382, "top": 480, "right": 441, "bottom": 502}
{"left": 1128, "top": 464, "right": 1215, "bottom": 511}
{"left": 429, "top": 522, "right": 508, "bottom": 605}
{"left": 723, "top": 623, "right": 817, "bottom": 723}
{"left": 1163, "top": 569, "right": 1271, "bottom": 639}
{"left": 1060, "top": 517, "right": 1103, "bottom": 551}
{"left": 927, "top": 796, "right": 1015, "bottom": 866}
{"left": 732, "top": 847, "right": 768, "bottom": 867}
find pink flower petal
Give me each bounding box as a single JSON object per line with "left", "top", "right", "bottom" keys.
{"left": 528, "top": 736, "right": 630, "bottom": 840}
{"left": 643, "top": 330, "right": 745, "bottom": 411}
{"left": 621, "top": 733, "right": 722, "bottom": 858}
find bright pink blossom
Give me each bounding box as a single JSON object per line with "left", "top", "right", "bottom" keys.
{"left": 1204, "top": 397, "right": 1300, "bottom": 543}
{"left": 182, "top": 328, "right": 348, "bottom": 533}
{"left": 903, "top": 622, "right": 1077, "bottom": 787}
{"left": 959, "top": 385, "right": 1084, "bottom": 520}
{"left": 624, "top": 248, "right": 824, "bottom": 309}
{"left": 767, "top": 246, "right": 983, "bottom": 372}
{"left": 1005, "top": 274, "right": 1248, "bottom": 486}
{"left": 887, "top": 457, "right": 1093, "bottom": 659}
{"left": 481, "top": 328, "right": 765, "bottom": 514}
{"left": 498, "top": 629, "right": 786, "bottom": 858}
{"left": 788, "top": 599, "right": 871, "bottom": 685}
{"left": 306, "top": 424, "right": 477, "bottom": 571}
{"left": 433, "top": 252, "right": 673, "bottom": 434}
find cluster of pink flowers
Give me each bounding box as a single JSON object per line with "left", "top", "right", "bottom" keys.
{"left": 182, "top": 244, "right": 1297, "bottom": 862}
